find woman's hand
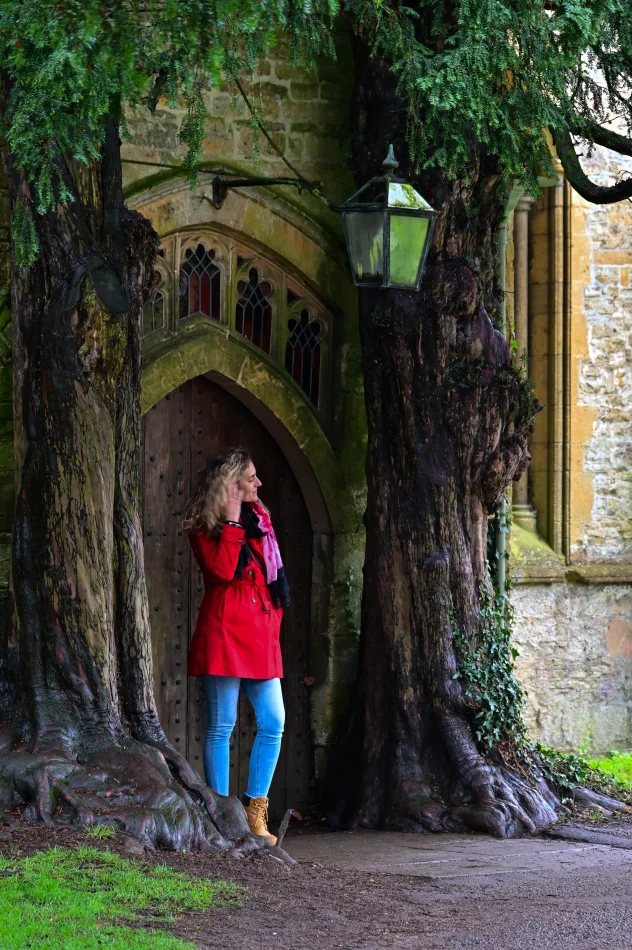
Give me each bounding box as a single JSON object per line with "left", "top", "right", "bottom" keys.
{"left": 225, "top": 482, "right": 244, "bottom": 523}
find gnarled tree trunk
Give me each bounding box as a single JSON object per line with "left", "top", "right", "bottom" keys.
{"left": 333, "top": 41, "right": 560, "bottom": 838}
{"left": 0, "top": 117, "right": 271, "bottom": 854}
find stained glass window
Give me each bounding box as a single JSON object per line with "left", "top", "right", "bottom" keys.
{"left": 285, "top": 308, "right": 322, "bottom": 407}
{"left": 235, "top": 268, "right": 273, "bottom": 353}
{"left": 145, "top": 236, "right": 329, "bottom": 411}
{"left": 142, "top": 271, "right": 165, "bottom": 337}
{"left": 179, "top": 244, "right": 221, "bottom": 320}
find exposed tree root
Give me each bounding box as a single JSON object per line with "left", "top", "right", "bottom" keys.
{"left": 0, "top": 728, "right": 290, "bottom": 858}
{"left": 331, "top": 699, "right": 572, "bottom": 839}
{"left": 545, "top": 824, "right": 632, "bottom": 849}
{"left": 440, "top": 764, "right": 559, "bottom": 837}
{"left": 336, "top": 723, "right": 632, "bottom": 839}
{"left": 573, "top": 786, "right": 632, "bottom": 816}
{"left": 349, "top": 760, "right": 559, "bottom": 839}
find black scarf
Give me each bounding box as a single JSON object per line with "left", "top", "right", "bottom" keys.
{"left": 234, "top": 504, "right": 291, "bottom": 609}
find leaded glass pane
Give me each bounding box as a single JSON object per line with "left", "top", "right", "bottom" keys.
{"left": 389, "top": 214, "right": 429, "bottom": 288}
{"left": 285, "top": 309, "right": 322, "bottom": 407}
{"left": 142, "top": 271, "right": 165, "bottom": 337}
{"left": 342, "top": 211, "right": 384, "bottom": 284}
{"left": 235, "top": 268, "right": 272, "bottom": 353}
{"left": 179, "top": 244, "right": 221, "bottom": 320}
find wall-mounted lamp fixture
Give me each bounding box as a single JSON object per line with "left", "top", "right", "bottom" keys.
{"left": 202, "top": 145, "right": 437, "bottom": 291}
{"left": 207, "top": 174, "right": 320, "bottom": 210}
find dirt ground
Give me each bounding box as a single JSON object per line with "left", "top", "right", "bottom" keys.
{"left": 2, "top": 818, "right": 632, "bottom": 950}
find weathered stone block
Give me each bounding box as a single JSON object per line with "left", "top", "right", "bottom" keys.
{"left": 302, "top": 134, "right": 344, "bottom": 164}
{"left": 274, "top": 61, "right": 311, "bottom": 81}
{"left": 257, "top": 82, "right": 289, "bottom": 100}
{"left": 318, "top": 81, "right": 349, "bottom": 103}
{"left": 289, "top": 121, "right": 320, "bottom": 135}
{"left": 289, "top": 82, "right": 321, "bottom": 101}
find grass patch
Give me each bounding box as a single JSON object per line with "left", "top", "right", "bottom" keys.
{"left": 0, "top": 845, "right": 237, "bottom": 949}
{"left": 82, "top": 825, "right": 117, "bottom": 840}
{"left": 537, "top": 745, "right": 632, "bottom": 805}
{"left": 587, "top": 751, "right": 632, "bottom": 790}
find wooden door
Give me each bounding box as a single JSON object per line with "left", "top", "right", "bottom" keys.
{"left": 141, "top": 376, "right": 313, "bottom": 820}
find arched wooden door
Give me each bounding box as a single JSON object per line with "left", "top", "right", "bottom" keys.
{"left": 141, "top": 376, "right": 313, "bottom": 819}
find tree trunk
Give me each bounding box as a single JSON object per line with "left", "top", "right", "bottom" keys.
{"left": 333, "top": 40, "right": 559, "bottom": 837}
{"left": 0, "top": 116, "right": 273, "bottom": 854}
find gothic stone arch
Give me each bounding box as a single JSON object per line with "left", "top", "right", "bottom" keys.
{"left": 135, "top": 180, "right": 366, "bottom": 791}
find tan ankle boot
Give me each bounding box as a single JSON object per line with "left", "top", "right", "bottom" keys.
{"left": 244, "top": 796, "right": 276, "bottom": 844}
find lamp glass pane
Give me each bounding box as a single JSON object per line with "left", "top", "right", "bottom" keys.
{"left": 343, "top": 211, "right": 384, "bottom": 282}
{"left": 389, "top": 214, "right": 429, "bottom": 287}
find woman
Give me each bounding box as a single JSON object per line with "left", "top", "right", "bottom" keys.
{"left": 184, "top": 447, "right": 290, "bottom": 844}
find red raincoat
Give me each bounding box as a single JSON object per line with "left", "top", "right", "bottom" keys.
{"left": 187, "top": 522, "right": 284, "bottom": 679}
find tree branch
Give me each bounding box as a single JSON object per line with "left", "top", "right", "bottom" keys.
{"left": 146, "top": 70, "right": 168, "bottom": 114}
{"left": 568, "top": 117, "right": 632, "bottom": 158}
{"left": 551, "top": 129, "right": 632, "bottom": 204}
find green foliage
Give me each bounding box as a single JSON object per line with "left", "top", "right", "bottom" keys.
{"left": 509, "top": 352, "right": 540, "bottom": 430}
{"left": 445, "top": 350, "right": 486, "bottom": 388}
{"left": 535, "top": 745, "right": 592, "bottom": 804}
{"left": 451, "top": 586, "right": 528, "bottom": 750}
{"left": 11, "top": 201, "right": 38, "bottom": 268}
{"left": 536, "top": 745, "right": 632, "bottom": 805}
{"left": 82, "top": 824, "right": 117, "bottom": 840}
{"left": 352, "top": 0, "right": 632, "bottom": 189}
{"left": 0, "top": 0, "right": 338, "bottom": 260}
{"left": 588, "top": 750, "right": 632, "bottom": 789}
{"left": 3, "top": 0, "right": 632, "bottom": 267}
{"left": 0, "top": 845, "right": 237, "bottom": 949}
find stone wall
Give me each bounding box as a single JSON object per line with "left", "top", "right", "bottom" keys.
{"left": 513, "top": 580, "right": 632, "bottom": 753}
{"left": 577, "top": 147, "right": 632, "bottom": 563}
{"left": 122, "top": 31, "right": 356, "bottom": 230}
{"left": 510, "top": 141, "right": 632, "bottom": 753}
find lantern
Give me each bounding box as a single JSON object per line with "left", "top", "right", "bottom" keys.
{"left": 340, "top": 145, "right": 437, "bottom": 290}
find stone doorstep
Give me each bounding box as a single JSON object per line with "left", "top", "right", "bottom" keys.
{"left": 283, "top": 829, "right": 632, "bottom": 880}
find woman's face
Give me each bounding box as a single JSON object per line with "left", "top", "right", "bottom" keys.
{"left": 237, "top": 461, "right": 262, "bottom": 503}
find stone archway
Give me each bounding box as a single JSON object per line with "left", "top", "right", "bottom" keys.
{"left": 141, "top": 328, "right": 348, "bottom": 536}
{"left": 134, "top": 183, "right": 368, "bottom": 792}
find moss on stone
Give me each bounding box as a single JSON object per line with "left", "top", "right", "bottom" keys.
{"left": 508, "top": 524, "right": 566, "bottom": 583}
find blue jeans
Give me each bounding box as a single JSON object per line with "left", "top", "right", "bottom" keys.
{"left": 202, "top": 675, "right": 285, "bottom": 799}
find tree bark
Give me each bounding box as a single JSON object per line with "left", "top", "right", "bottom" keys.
{"left": 9, "top": 120, "right": 150, "bottom": 750}
{"left": 0, "top": 115, "right": 270, "bottom": 853}
{"left": 332, "top": 40, "right": 559, "bottom": 837}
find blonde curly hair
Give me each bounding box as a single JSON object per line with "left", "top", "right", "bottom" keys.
{"left": 183, "top": 446, "right": 252, "bottom": 537}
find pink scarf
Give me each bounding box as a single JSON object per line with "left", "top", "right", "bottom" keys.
{"left": 251, "top": 502, "right": 284, "bottom": 585}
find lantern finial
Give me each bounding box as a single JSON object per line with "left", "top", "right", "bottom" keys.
{"left": 382, "top": 145, "right": 399, "bottom": 173}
